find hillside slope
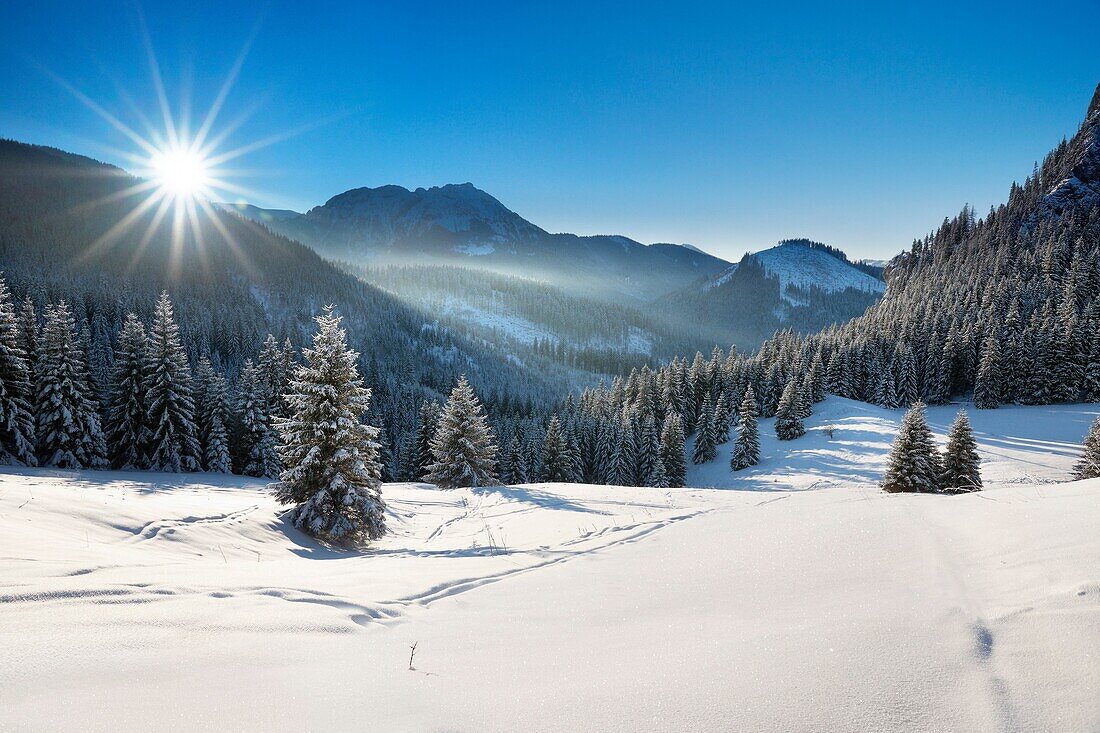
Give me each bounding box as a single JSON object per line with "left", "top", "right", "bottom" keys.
{"left": 661, "top": 239, "right": 886, "bottom": 349}
{"left": 2, "top": 398, "right": 1097, "bottom": 730}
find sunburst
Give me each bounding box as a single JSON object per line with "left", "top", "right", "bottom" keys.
{"left": 41, "top": 14, "right": 290, "bottom": 277}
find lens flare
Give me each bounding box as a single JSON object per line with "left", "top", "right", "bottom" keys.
{"left": 151, "top": 146, "right": 212, "bottom": 199}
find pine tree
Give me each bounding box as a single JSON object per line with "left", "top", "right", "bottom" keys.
{"left": 610, "top": 415, "right": 637, "bottom": 486}
{"left": 407, "top": 400, "right": 441, "bottom": 481}
{"left": 941, "top": 410, "right": 982, "bottom": 492}
{"left": 973, "top": 334, "right": 1000, "bottom": 409}
{"left": 1073, "top": 416, "right": 1100, "bottom": 480}
{"left": 659, "top": 412, "right": 687, "bottom": 488}
{"left": 239, "top": 360, "right": 281, "bottom": 478}
{"left": 636, "top": 414, "right": 661, "bottom": 482}
{"left": 691, "top": 392, "right": 717, "bottom": 464}
{"left": 540, "top": 415, "right": 578, "bottom": 482}
{"left": 0, "top": 275, "right": 35, "bottom": 465}
{"left": 145, "top": 292, "right": 200, "bottom": 472}
{"left": 201, "top": 365, "right": 232, "bottom": 474}
{"left": 104, "top": 314, "right": 151, "bottom": 469}
{"left": 731, "top": 386, "right": 760, "bottom": 471}
{"left": 883, "top": 401, "right": 942, "bottom": 493}
{"left": 713, "top": 392, "right": 732, "bottom": 444}
{"left": 426, "top": 375, "right": 499, "bottom": 489}
{"left": 501, "top": 435, "right": 526, "bottom": 484}
{"left": 36, "top": 302, "right": 105, "bottom": 468}
{"left": 273, "top": 306, "right": 386, "bottom": 545}
{"left": 775, "top": 379, "right": 806, "bottom": 440}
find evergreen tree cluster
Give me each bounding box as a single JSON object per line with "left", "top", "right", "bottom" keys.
{"left": 883, "top": 403, "right": 982, "bottom": 494}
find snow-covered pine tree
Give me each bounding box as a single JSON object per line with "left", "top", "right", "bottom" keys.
{"left": 691, "top": 392, "right": 717, "bottom": 464}
{"left": 500, "top": 435, "right": 525, "bottom": 484}
{"left": 941, "top": 410, "right": 982, "bottom": 492}
{"left": 540, "top": 415, "right": 578, "bottom": 482}
{"left": 973, "top": 334, "right": 1000, "bottom": 409}
{"left": 883, "top": 401, "right": 942, "bottom": 493}
{"left": 273, "top": 305, "right": 386, "bottom": 545}
{"left": 17, "top": 295, "right": 37, "bottom": 380}
{"left": 659, "top": 412, "right": 687, "bottom": 488}
{"left": 258, "top": 333, "right": 291, "bottom": 419}
{"left": 713, "top": 391, "right": 732, "bottom": 444}
{"left": 775, "top": 379, "right": 806, "bottom": 440}
{"left": 200, "top": 364, "right": 232, "bottom": 474}
{"left": 636, "top": 414, "right": 661, "bottom": 482}
{"left": 238, "top": 359, "right": 281, "bottom": 478}
{"left": 731, "top": 386, "right": 760, "bottom": 471}
{"left": 610, "top": 414, "right": 637, "bottom": 485}
{"left": 1083, "top": 329, "right": 1100, "bottom": 403}
{"left": 1073, "top": 416, "right": 1100, "bottom": 480}
{"left": 36, "top": 301, "right": 104, "bottom": 468}
{"left": 104, "top": 314, "right": 151, "bottom": 469}
{"left": 426, "top": 375, "right": 499, "bottom": 489}
{"left": 145, "top": 292, "right": 201, "bottom": 472}
{"left": 407, "top": 400, "right": 441, "bottom": 481}
{"left": 0, "top": 275, "right": 36, "bottom": 465}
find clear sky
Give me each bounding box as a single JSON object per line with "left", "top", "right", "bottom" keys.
{"left": 1, "top": 1, "right": 1097, "bottom": 261}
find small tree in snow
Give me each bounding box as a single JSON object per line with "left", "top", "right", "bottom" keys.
{"left": 941, "top": 410, "right": 982, "bottom": 492}
{"left": 883, "top": 401, "right": 942, "bottom": 493}
{"left": 273, "top": 305, "right": 386, "bottom": 545}
{"left": 426, "top": 375, "right": 499, "bottom": 488}
{"left": 775, "top": 379, "right": 806, "bottom": 440}
{"left": 1073, "top": 416, "right": 1100, "bottom": 480}
{"left": 407, "top": 400, "right": 441, "bottom": 481}
{"left": 731, "top": 386, "right": 760, "bottom": 471}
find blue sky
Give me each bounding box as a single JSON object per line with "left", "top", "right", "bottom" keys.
{"left": 1, "top": 1, "right": 1097, "bottom": 261}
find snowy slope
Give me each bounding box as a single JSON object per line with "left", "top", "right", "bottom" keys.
{"left": 3, "top": 399, "right": 1099, "bottom": 730}
{"left": 705, "top": 241, "right": 886, "bottom": 299}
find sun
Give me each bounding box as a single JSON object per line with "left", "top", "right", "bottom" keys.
{"left": 151, "top": 146, "right": 212, "bottom": 200}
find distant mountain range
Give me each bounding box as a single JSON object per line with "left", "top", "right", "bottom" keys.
{"left": 219, "top": 184, "right": 730, "bottom": 302}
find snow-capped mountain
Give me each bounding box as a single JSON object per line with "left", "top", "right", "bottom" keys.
{"left": 662, "top": 239, "right": 886, "bottom": 349}
{"left": 704, "top": 240, "right": 886, "bottom": 304}
{"left": 230, "top": 183, "right": 731, "bottom": 302}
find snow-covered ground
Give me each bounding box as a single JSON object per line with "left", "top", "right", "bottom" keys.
{"left": 2, "top": 398, "right": 1099, "bottom": 731}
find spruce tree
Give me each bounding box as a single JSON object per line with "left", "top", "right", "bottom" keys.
{"left": 239, "top": 360, "right": 281, "bottom": 478}
{"left": 609, "top": 415, "right": 637, "bottom": 486}
{"left": 659, "top": 412, "right": 687, "bottom": 488}
{"left": 540, "top": 415, "right": 578, "bottom": 482}
{"left": 713, "top": 392, "right": 732, "bottom": 444}
{"left": 0, "top": 275, "right": 35, "bottom": 465}
{"left": 883, "top": 401, "right": 942, "bottom": 493}
{"left": 501, "top": 435, "right": 526, "bottom": 484}
{"left": 775, "top": 379, "right": 806, "bottom": 440}
{"left": 426, "top": 375, "right": 499, "bottom": 488}
{"left": 36, "top": 302, "right": 105, "bottom": 468}
{"left": 201, "top": 366, "right": 232, "bottom": 474}
{"left": 973, "top": 335, "right": 1000, "bottom": 409}
{"left": 731, "top": 386, "right": 760, "bottom": 471}
{"left": 636, "top": 414, "right": 661, "bottom": 482}
{"left": 691, "top": 392, "right": 717, "bottom": 464}
{"left": 104, "top": 314, "right": 151, "bottom": 469}
{"left": 407, "top": 400, "right": 441, "bottom": 481}
{"left": 941, "top": 410, "right": 982, "bottom": 492}
{"left": 273, "top": 306, "right": 386, "bottom": 545}
{"left": 1073, "top": 416, "right": 1100, "bottom": 480}
{"left": 145, "top": 292, "right": 200, "bottom": 472}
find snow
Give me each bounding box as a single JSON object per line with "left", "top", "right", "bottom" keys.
{"left": 702, "top": 242, "right": 887, "bottom": 303}
{"left": 3, "top": 398, "right": 1100, "bottom": 730}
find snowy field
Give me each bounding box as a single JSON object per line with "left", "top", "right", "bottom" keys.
{"left": 2, "top": 398, "right": 1099, "bottom": 731}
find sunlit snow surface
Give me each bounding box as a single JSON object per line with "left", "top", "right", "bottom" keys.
{"left": 2, "top": 397, "right": 1099, "bottom": 731}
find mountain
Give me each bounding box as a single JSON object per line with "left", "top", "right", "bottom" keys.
{"left": 0, "top": 138, "right": 607, "bottom": 474}
{"left": 233, "top": 183, "right": 731, "bottom": 302}
{"left": 659, "top": 239, "right": 886, "bottom": 349}
{"left": 216, "top": 202, "right": 301, "bottom": 224}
